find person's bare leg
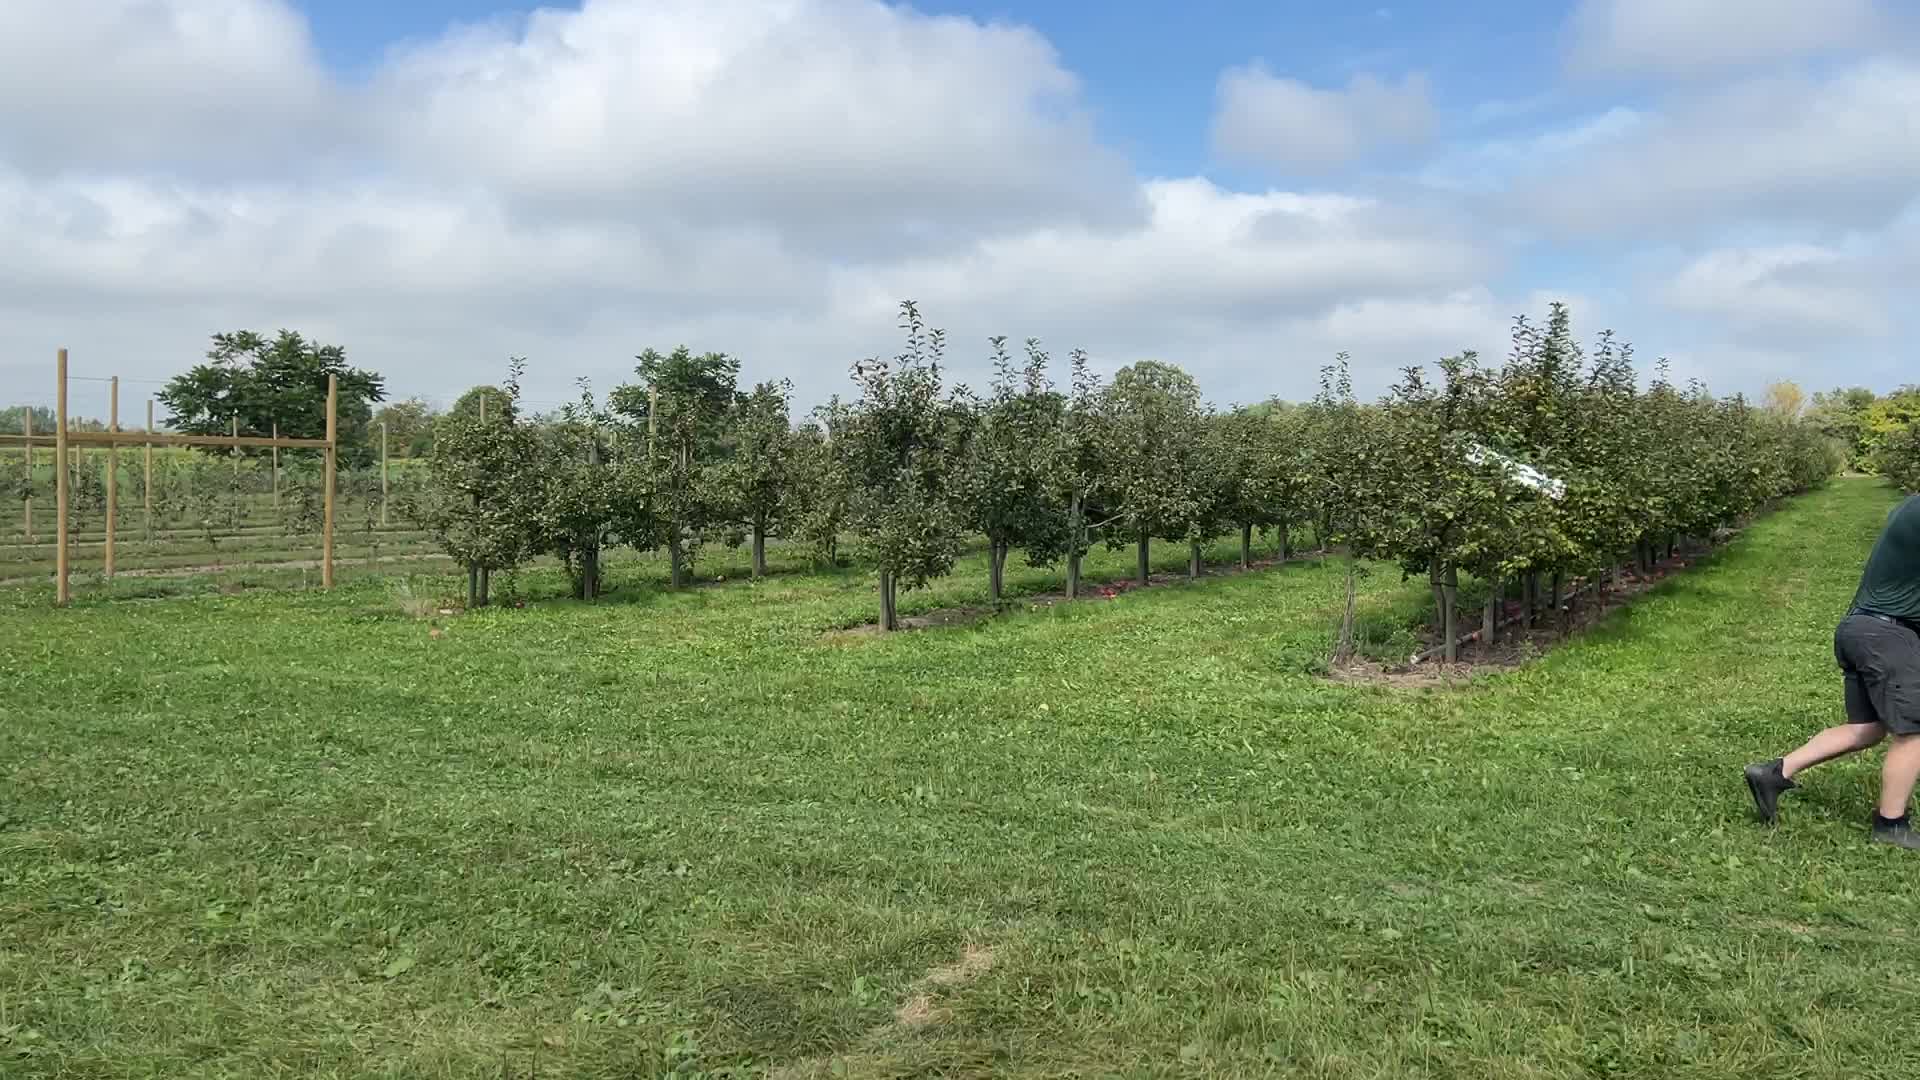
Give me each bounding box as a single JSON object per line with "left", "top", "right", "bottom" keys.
{"left": 1783, "top": 722, "right": 1885, "bottom": 778}
{"left": 1877, "top": 733, "right": 1920, "bottom": 819}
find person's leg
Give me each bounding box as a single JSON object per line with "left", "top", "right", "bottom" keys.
{"left": 1783, "top": 719, "right": 1885, "bottom": 778}
{"left": 1877, "top": 734, "right": 1920, "bottom": 819}
{"left": 1746, "top": 672, "right": 1882, "bottom": 823}
{"left": 1864, "top": 622, "right": 1920, "bottom": 847}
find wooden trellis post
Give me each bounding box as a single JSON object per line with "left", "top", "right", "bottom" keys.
{"left": 144, "top": 400, "right": 153, "bottom": 540}
{"left": 54, "top": 349, "right": 69, "bottom": 606}
{"left": 271, "top": 422, "right": 280, "bottom": 509}
{"left": 380, "top": 421, "right": 389, "bottom": 527}
{"left": 105, "top": 377, "right": 118, "bottom": 578}
{"left": 323, "top": 374, "right": 337, "bottom": 588}
{"left": 20, "top": 407, "right": 31, "bottom": 542}
{"left": 7, "top": 353, "right": 340, "bottom": 607}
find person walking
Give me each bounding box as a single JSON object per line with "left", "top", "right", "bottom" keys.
{"left": 1747, "top": 494, "right": 1920, "bottom": 847}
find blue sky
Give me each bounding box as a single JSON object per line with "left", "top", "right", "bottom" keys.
{"left": 1, "top": 0, "right": 1915, "bottom": 416}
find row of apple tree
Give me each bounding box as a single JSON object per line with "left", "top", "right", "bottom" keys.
{"left": 408, "top": 301, "right": 1839, "bottom": 632}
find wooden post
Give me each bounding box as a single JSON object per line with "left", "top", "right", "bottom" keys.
{"left": 105, "top": 376, "right": 118, "bottom": 578}
{"left": 322, "top": 375, "right": 337, "bottom": 588}
{"left": 271, "top": 422, "right": 280, "bottom": 509}
{"left": 54, "top": 349, "right": 69, "bottom": 607}
{"left": 144, "top": 400, "right": 153, "bottom": 541}
{"left": 231, "top": 414, "right": 239, "bottom": 476}
{"left": 20, "top": 407, "right": 31, "bottom": 542}
{"left": 380, "top": 421, "right": 389, "bottom": 527}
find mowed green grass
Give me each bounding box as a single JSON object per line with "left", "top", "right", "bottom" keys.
{"left": 4, "top": 477, "right": 1917, "bottom": 1078}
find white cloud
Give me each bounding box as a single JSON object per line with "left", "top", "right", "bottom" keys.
{"left": 0, "top": 0, "right": 334, "bottom": 176}
{"left": 1567, "top": 0, "right": 1887, "bottom": 77}
{"left": 1513, "top": 59, "right": 1920, "bottom": 237}
{"left": 1211, "top": 66, "right": 1433, "bottom": 172}
{"left": 368, "top": 0, "right": 1141, "bottom": 246}
{"left": 1657, "top": 236, "right": 1907, "bottom": 351}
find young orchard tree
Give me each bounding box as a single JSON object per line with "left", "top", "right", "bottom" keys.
{"left": 611, "top": 346, "right": 741, "bottom": 587}
{"left": 1094, "top": 360, "right": 1207, "bottom": 585}
{"left": 713, "top": 379, "right": 801, "bottom": 578}
{"left": 789, "top": 399, "right": 852, "bottom": 567}
{"left": 416, "top": 358, "right": 541, "bottom": 607}
{"left": 1373, "top": 355, "right": 1534, "bottom": 660}
{"left": 1253, "top": 403, "right": 1314, "bottom": 561}
{"left": 1208, "top": 406, "right": 1292, "bottom": 570}
{"left": 1304, "top": 356, "right": 1392, "bottom": 660}
{"left": 529, "top": 384, "right": 620, "bottom": 601}
{"left": 838, "top": 301, "right": 972, "bottom": 631}
{"left": 955, "top": 338, "right": 1071, "bottom": 602}
{"left": 1052, "top": 349, "right": 1107, "bottom": 598}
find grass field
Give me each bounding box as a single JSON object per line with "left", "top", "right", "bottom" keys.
{"left": 4, "top": 476, "right": 1917, "bottom": 1078}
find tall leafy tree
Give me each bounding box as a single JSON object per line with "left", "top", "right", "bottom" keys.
{"left": 372, "top": 398, "right": 439, "bottom": 458}
{"left": 713, "top": 379, "right": 803, "bottom": 578}
{"left": 527, "top": 385, "right": 621, "bottom": 600}
{"left": 955, "top": 338, "right": 1071, "bottom": 601}
{"left": 414, "top": 359, "right": 540, "bottom": 607}
{"left": 1052, "top": 349, "right": 1108, "bottom": 598}
{"left": 158, "top": 330, "right": 385, "bottom": 464}
{"left": 838, "top": 301, "right": 971, "bottom": 630}
{"left": 611, "top": 346, "right": 741, "bottom": 587}
{"left": 1094, "top": 360, "right": 1207, "bottom": 584}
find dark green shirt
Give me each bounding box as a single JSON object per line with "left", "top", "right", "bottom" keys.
{"left": 1852, "top": 495, "right": 1920, "bottom": 624}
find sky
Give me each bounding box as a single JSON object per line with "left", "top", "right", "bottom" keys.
{"left": 2, "top": 0, "right": 1916, "bottom": 420}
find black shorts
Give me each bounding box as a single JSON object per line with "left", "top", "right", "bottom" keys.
{"left": 1836, "top": 612, "right": 1920, "bottom": 734}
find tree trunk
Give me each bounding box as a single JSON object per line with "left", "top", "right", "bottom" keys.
{"left": 988, "top": 538, "right": 1006, "bottom": 602}
{"left": 878, "top": 569, "right": 897, "bottom": 631}
{"left": 1240, "top": 524, "right": 1253, "bottom": 570}
{"left": 1523, "top": 573, "right": 1537, "bottom": 628}
{"left": 1278, "top": 520, "right": 1290, "bottom": 561}
{"left": 1065, "top": 491, "right": 1084, "bottom": 600}
{"left": 751, "top": 523, "right": 767, "bottom": 579}
{"left": 1335, "top": 555, "right": 1358, "bottom": 662}
{"left": 1429, "top": 559, "right": 1445, "bottom": 632}
{"left": 1483, "top": 578, "right": 1500, "bottom": 647}
{"left": 478, "top": 567, "right": 491, "bottom": 607}
{"left": 582, "top": 542, "right": 599, "bottom": 601}
{"left": 669, "top": 530, "right": 686, "bottom": 588}
{"left": 1442, "top": 565, "right": 1460, "bottom": 663}
{"left": 1189, "top": 541, "right": 1203, "bottom": 581}
{"left": 1137, "top": 531, "right": 1150, "bottom": 585}
{"left": 467, "top": 563, "right": 479, "bottom": 608}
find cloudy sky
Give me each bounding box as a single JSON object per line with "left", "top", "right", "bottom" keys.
{"left": 3, "top": 0, "right": 1916, "bottom": 420}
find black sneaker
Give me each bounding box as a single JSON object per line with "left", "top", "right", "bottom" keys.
{"left": 1870, "top": 817, "right": 1920, "bottom": 850}
{"left": 1744, "top": 759, "right": 1796, "bottom": 824}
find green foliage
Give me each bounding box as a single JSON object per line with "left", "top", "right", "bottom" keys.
{"left": 524, "top": 386, "right": 624, "bottom": 600}
{"left": 836, "top": 302, "right": 972, "bottom": 628}
{"left": 610, "top": 346, "right": 744, "bottom": 587}
{"left": 952, "top": 338, "right": 1072, "bottom": 597}
{"left": 1093, "top": 359, "right": 1210, "bottom": 576}
{"left": 373, "top": 397, "right": 439, "bottom": 458}
{"left": 0, "top": 405, "right": 55, "bottom": 435}
{"left": 157, "top": 330, "right": 386, "bottom": 465}
{"left": 1880, "top": 421, "right": 1920, "bottom": 493}
{"left": 710, "top": 379, "right": 805, "bottom": 577}
{"left": 413, "top": 359, "right": 542, "bottom": 602}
